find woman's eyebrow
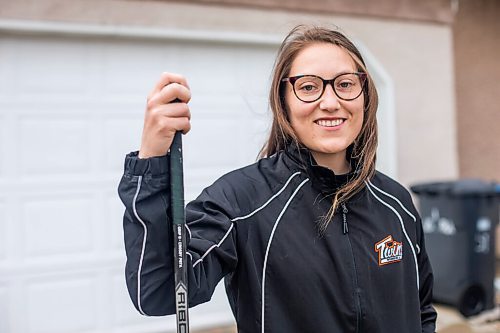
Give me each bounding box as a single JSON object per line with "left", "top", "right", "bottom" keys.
{"left": 291, "top": 70, "right": 357, "bottom": 78}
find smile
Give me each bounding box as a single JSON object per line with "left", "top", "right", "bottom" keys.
{"left": 315, "top": 119, "right": 345, "bottom": 127}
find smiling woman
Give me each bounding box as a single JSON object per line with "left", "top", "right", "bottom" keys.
{"left": 263, "top": 27, "right": 379, "bottom": 229}
{"left": 284, "top": 43, "right": 366, "bottom": 173}
{"left": 118, "top": 24, "right": 437, "bottom": 333}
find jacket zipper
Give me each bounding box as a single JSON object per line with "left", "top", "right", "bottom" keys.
{"left": 342, "top": 203, "right": 349, "bottom": 234}
{"left": 342, "top": 203, "right": 362, "bottom": 333}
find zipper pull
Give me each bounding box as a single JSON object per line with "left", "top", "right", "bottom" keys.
{"left": 342, "top": 203, "right": 349, "bottom": 234}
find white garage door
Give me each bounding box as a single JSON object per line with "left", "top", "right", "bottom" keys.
{"left": 0, "top": 28, "right": 276, "bottom": 333}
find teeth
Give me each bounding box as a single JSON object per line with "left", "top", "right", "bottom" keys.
{"left": 317, "top": 119, "right": 344, "bottom": 127}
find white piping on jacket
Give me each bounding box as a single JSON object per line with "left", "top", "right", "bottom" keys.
{"left": 192, "top": 224, "right": 234, "bottom": 267}
{"left": 132, "top": 176, "right": 148, "bottom": 316}
{"left": 232, "top": 171, "right": 302, "bottom": 222}
{"left": 261, "top": 178, "right": 309, "bottom": 333}
{"left": 365, "top": 182, "right": 420, "bottom": 290}
{"left": 191, "top": 171, "right": 302, "bottom": 268}
{"left": 367, "top": 180, "right": 416, "bottom": 222}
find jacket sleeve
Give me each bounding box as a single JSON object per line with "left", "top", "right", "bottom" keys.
{"left": 414, "top": 207, "right": 438, "bottom": 333}
{"left": 118, "top": 151, "right": 238, "bottom": 316}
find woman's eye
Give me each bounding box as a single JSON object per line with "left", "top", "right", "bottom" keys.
{"left": 338, "top": 81, "right": 354, "bottom": 90}
{"left": 299, "top": 83, "right": 319, "bottom": 92}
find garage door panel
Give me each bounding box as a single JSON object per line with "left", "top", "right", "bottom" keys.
{"left": 0, "top": 286, "right": 10, "bottom": 333}
{"left": 234, "top": 47, "right": 275, "bottom": 94}
{"left": 0, "top": 120, "right": 4, "bottom": 176}
{"left": 181, "top": 97, "right": 270, "bottom": 200}
{"left": 102, "top": 41, "right": 176, "bottom": 95}
{"left": 0, "top": 200, "right": 6, "bottom": 261}
{"left": 26, "top": 276, "right": 98, "bottom": 333}
{"left": 103, "top": 116, "right": 143, "bottom": 173}
{"left": 184, "top": 117, "right": 242, "bottom": 168}
{"left": 243, "top": 114, "right": 270, "bottom": 161}
{"left": 188, "top": 94, "right": 241, "bottom": 117}
{"left": 19, "top": 116, "right": 91, "bottom": 176}
{"left": 6, "top": 37, "right": 91, "bottom": 95}
{"left": 237, "top": 92, "right": 269, "bottom": 116}
{"left": 0, "top": 42, "right": 12, "bottom": 95}
{"left": 172, "top": 45, "right": 240, "bottom": 94}
{"left": 184, "top": 96, "right": 266, "bottom": 167}
{"left": 22, "top": 195, "right": 93, "bottom": 257}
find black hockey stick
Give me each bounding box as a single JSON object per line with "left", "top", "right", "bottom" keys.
{"left": 169, "top": 130, "right": 190, "bottom": 333}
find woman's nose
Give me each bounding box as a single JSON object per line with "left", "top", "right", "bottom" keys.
{"left": 319, "top": 83, "right": 341, "bottom": 111}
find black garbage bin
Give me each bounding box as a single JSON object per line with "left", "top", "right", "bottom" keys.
{"left": 410, "top": 179, "right": 499, "bottom": 317}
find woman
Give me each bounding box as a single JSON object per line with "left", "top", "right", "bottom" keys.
{"left": 119, "top": 25, "right": 437, "bottom": 332}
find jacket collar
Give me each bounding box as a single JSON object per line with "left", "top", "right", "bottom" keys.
{"left": 284, "top": 142, "right": 358, "bottom": 195}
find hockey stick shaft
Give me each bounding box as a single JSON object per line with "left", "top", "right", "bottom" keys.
{"left": 170, "top": 131, "right": 190, "bottom": 333}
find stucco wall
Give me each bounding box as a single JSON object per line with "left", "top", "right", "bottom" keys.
{"left": 454, "top": 0, "right": 500, "bottom": 181}
{"left": 156, "top": 0, "right": 455, "bottom": 23}
{"left": 0, "top": 0, "right": 458, "bottom": 186}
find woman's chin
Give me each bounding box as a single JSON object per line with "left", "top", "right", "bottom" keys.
{"left": 311, "top": 144, "right": 350, "bottom": 156}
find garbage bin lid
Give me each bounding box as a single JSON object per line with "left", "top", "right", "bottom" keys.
{"left": 410, "top": 179, "right": 499, "bottom": 197}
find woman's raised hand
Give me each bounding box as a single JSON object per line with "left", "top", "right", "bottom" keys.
{"left": 138, "top": 72, "right": 192, "bottom": 159}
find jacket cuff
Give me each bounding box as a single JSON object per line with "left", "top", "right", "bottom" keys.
{"left": 124, "top": 151, "right": 169, "bottom": 176}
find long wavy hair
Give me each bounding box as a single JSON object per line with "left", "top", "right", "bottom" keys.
{"left": 259, "top": 25, "right": 379, "bottom": 231}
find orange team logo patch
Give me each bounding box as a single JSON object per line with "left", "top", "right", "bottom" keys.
{"left": 375, "top": 235, "right": 403, "bottom": 266}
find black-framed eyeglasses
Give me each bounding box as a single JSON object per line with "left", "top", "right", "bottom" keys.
{"left": 281, "top": 72, "right": 367, "bottom": 103}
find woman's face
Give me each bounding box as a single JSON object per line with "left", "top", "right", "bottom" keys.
{"left": 284, "top": 43, "right": 364, "bottom": 164}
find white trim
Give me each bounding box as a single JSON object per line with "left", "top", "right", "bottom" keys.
{"left": 190, "top": 171, "right": 302, "bottom": 269}
{"left": 192, "top": 224, "right": 234, "bottom": 268}
{"left": 261, "top": 178, "right": 309, "bottom": 333}
{"left": 365, "top": 182, "right": 420, "bottom": 290}
{"left": 132, "top": 176, "right": 148, "bottom": 316}
{"left": 185, "top": 224, "right": 192, "bottom": 240}
{"left": 0, "top": 19, "right": 282, "bottom": 46}
{"left": 355, "top": 40, "right": 397, "bottom": 178}
{"left": 231, "top": 172, "right": 302, "bottom": 222}
{"left": 367, "top": 180, "right": 416, "bottom": 222}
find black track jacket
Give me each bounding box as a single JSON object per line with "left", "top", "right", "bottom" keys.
{"left": 118, "top": 144, "right": 437, "bottom": 333}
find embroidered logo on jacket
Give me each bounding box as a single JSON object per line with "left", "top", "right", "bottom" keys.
{"left": 375, "top": 235, "right": 403, "bottom": 266}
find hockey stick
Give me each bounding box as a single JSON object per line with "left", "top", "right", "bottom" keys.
{"left": 170, "top": 131, "right": 190, "bottom": 333}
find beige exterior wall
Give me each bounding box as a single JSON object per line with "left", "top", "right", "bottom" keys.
{"left": 0, "top": 0, "right": 458, "bottom": 186}
{"left": 454, "top": 0, "right": 500, "bottom": 181}
{"left": 453, "top": 0, "right": 500, "bottom": 258}
{"left": 156, "top": 0, "right": 455, "bottom": 23}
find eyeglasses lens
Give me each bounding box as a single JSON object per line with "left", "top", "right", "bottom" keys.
{"left": 293, "top": 74, "right": 364, "bottom": 102}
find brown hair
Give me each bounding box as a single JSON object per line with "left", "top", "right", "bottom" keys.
{"left": 259, "top": 25, "right": 379, "bottom": 232}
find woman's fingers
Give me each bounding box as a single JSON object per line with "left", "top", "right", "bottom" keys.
{"left": 158, "top": 116, "right": 191, "bottom": 135}
{"left": 147, "top": 82, "right": 191, "bottom": 108}
{"left": 146, "top": 102, "right": 191, "bottom": 127}
{"left": 139, "top": 72, "right": 192, "bottom": 159}
{"left": 148, "top": 72, "right": 190, "bottom": 101}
